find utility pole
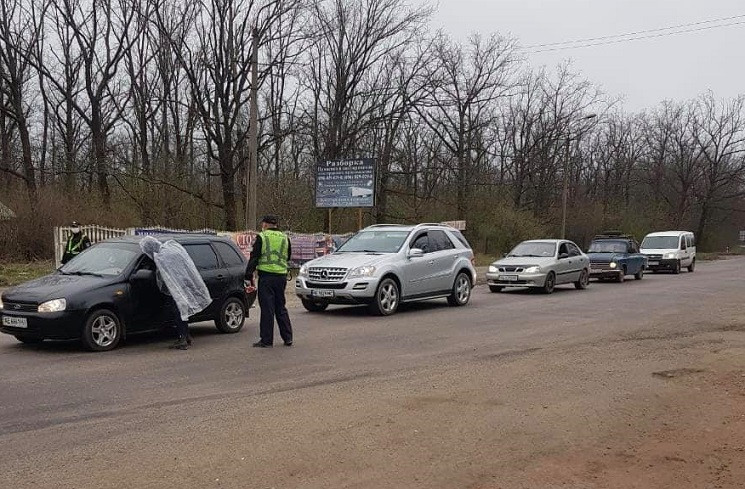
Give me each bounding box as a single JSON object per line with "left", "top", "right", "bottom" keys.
{"left": 246, "top": 27, "right": 259, "bottom": 231}
{"left": 561, "top": 137, "right": 570, "bottom": 239}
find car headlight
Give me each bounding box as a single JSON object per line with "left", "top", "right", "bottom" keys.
{"left": 298, "top": 264, "right": 308, "bottom": 277}
{"left": 488, "top": 265, "right": 498, "bottom": 273}
{"left": 524, "top": 266, "right": 541, "bottom": 273}
{"left": 38, "top": 298, "right": 66, "bottom": 313}
{"left": 609, "top": 262, "right": 618, "bottom": 269}
{"left": 348, "top": 266, "right": 376, "bottom": 278}
{"left": 665, "top": 253, "right": 676, "bottom": 259}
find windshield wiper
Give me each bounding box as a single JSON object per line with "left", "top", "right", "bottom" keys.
{"left": 69, "top": 271, "right": 104, "bottom": 278}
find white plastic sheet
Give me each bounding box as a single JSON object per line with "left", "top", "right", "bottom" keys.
{"left": 140, "top": 236, "right": 212, "bottom": 321}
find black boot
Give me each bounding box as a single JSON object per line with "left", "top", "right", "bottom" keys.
{"left": 186, "top": 333, "right": 193, "bottom": 346}
{"left": 169, "top": 336, "right": 189, "bottom": 350}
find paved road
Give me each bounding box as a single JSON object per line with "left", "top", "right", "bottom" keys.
{"left": 1, "top": 258, "right": 744, "bottom": 488}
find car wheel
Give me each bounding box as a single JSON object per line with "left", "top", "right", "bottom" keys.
{"left": 616, "top": 268, "right": 626, "bottom": 283}
{"left": 635, "top": 267, "right": 644, "bottom": 280}
{"left": 542, "top": 272, "right": 556, "bottom": 294}
{"left": 687, "top": 258, "right": 695, "bottom": 273}
{"left": 673, "top": 260, "right": 681, "bottom": 274}
{"left": 82, "top": 309, "right": 122, "bottom": 352}
{"left": 489, "top": 285, "right": 503, "bottom": 293}
{"left": 369, "top": 278, "right": 399, "bottom": 316}
{"left": 216, "top": 297, "right": 246, "bottom": 333}
{"left": 447, "top": 272, "right": 472, "bottom": 306}
{"left": 15, "top": 335, "right": 43, "bottom": 345}
{"left": 574, "top": 269, "right": 589, "bottom": 290}
{"left": 301, "top": 299, "right": 329, "bottom": 312}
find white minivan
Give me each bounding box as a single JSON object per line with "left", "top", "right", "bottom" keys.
{"left": 640, "top": 231, "right": 696, "bottom": 274}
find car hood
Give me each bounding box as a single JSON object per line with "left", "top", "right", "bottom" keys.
{"left": 306, "top": 252, "right": 394, "bottom": 269}
{"left": 640, "top": 248, "right": 677, "bottom": 255}
{"left": 492, "top": 256, "right": 556, "bottom": 267}
{"left": 2, "top": 273, "right": 117, "bottom": 304}
{"left": 586, "top": 252, "right": 622, "bottom": 263}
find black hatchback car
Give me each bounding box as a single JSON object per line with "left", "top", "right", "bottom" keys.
{"left": 0, "top": 235, "right": 255, "bottom": 351}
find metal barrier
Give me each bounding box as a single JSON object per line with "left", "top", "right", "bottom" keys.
{"left": 54, "top": 225, "right": 129, "bottom": 266}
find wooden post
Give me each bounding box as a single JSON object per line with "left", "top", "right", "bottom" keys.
{"left": 328, "top": 208, "right": 332, "bottom": 234}
{"left": 357, "top": 208, "right": 363, "bottom": 230}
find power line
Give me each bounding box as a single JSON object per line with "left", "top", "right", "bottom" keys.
{"left": 521, "top": 13, "right": 745, "bottom": 50}
{"left": 523, "top": 20, "right": 745, "bottom": 54}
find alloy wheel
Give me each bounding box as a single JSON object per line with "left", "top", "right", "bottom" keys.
{"left": 91, "top": 315, "right": 117, "bottom": 348}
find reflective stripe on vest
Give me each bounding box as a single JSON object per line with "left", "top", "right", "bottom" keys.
{"left": 257, "top": 230, "right": 289, "bottom": 274}
{"left": 67, "top": 236, "right": 85, "bottom": 255}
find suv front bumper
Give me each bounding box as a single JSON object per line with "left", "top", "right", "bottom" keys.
{"left": 295, "top": 277, "right": 378, "bottom": 304}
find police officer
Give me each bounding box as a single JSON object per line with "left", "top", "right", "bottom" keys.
{"left": 61, "top": 221, "right": 91, "bottom": 264}
{"left": 246, "top": 215, "right": 293, "bottom": 348}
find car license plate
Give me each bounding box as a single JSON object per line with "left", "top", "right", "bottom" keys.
{"left": 501, "top": 275, "right": 518, "bottom": 282}
{"left": 2, "top": 316, "right": 28, "bottom": 328}
{"left": 648, "top": 261, "right": 659, "bottom": 266}
{"left": 590, "top": 269, "right": 602, "bottom": 274}
{"left": 311, "top": 289, "right": 335, "bottom": 298}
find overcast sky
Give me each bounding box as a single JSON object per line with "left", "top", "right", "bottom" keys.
{"left": 432, "top": 0, "right": 744, "bottom": 111}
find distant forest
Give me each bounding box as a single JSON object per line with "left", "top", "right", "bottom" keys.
{"left": 1, "top": 0, "right": 744, "bottom": 259}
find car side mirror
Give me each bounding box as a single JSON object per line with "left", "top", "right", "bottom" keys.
{"left": 558, "top": 252, "right": 570, "bottom": 260}
{"left": 132, "top": 269, "right": 155, "bottom": 281}
{"left": 408, "top": 248, "right": 424, "bottom": 259}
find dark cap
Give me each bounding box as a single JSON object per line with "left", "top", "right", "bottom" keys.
{"left": 71, "top": 221, "right": 80, "bottom": 227}
{"left": 260, "top": 215, "right": 278, "bottom": 225}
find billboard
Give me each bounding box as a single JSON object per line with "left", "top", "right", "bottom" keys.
{"left": 315, "top": 158, "right": 376, "bottom": 208}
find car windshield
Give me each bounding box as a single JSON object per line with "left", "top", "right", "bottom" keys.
{"left": 588, "top": 240, "right": 628, "bottom": 253}
{"left": 507, "top": 242, "right": 556, "bottom": 258}
{"left": 59, "top": 243, "right": 139, "bottom": 277}
{"left": 641, "top": 236, "right": 679, "bottom": 249}
{"left": 336, "top": 230, "right": 409, "bottom": 253}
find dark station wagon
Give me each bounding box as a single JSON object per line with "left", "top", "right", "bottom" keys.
{"left": 0, "top": 235, "right": 255, "bottom": 351}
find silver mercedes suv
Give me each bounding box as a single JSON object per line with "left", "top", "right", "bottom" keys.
{"left": 295, "top": 224, "right": 476, "bottom": 315}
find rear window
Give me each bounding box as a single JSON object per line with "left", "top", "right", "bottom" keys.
{"left": 450, "top": 230, "right": 471, "bottom": 249}
{"left": 183, "top": 244, "right": 219, "bottom": 270}
{"left": 214, "top": 241, "right": 244, "bottom": 267}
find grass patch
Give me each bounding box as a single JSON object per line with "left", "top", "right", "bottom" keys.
{"left": 0, "top": 261, "right": 54, "bottom": 287}
{"left": 474, "top": 253, "right": 497, "bottom": 267}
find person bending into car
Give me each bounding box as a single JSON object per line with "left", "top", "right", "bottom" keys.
{"left": 245, "top": 215, "right": 293, "bottom": 348}
{"left": 140, "top": 236, "right": 212, "bottom": 351}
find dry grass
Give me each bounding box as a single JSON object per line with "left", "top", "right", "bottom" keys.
{"left": 0, "top": 261, "right": 54, "bottom": 287}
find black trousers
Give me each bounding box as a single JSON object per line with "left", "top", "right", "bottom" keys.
{"left": 257, "top": 273, "right": 293, "bottom": 345}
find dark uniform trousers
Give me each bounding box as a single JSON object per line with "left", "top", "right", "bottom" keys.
{"left": 258, "top": 272, "right": 293, "bottom": 345}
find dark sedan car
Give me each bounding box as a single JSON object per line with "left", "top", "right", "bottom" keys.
{"left": 0, "top": 235, "right": 255, "bottom": 351}
{"left": 587, "top": 233, "right": 647, "bottom": 283}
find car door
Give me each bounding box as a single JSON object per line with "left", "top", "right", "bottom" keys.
{"left": 182, "top": 243, "right": 225, "bottom": 310}
{"left": 566, "top": 242, "right": 585, "bottom": 282}
{"left": 628, "top": 240, "right": 644, "bottom": 274}
{"left": 213, "top": 241, "right": 246, "bottom": 295}
{"left": 403, "top": 232, "right": 435, "bottom": 298}
{"left": 555, "top": 242, "right": 574, "bottom": 284}
{"left": 679, "top": 235, "right": 691, "bottom": 266}
{"left": 127, "top": 255, "right": 165, "bottom": 332}
{"left": 428, "top": 229, "right": 458, "bottom": 293}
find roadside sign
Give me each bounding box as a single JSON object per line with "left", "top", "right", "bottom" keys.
{"left": 740, "top": 230, "right": 745, "bottom": 242}
{"left": 315, "top": 158, "right": 375, "bottom": 208}
{"left": 442, "top": 220, "right": 466, "bottom": 230}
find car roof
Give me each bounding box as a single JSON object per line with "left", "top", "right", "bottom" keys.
{"left": 363, "top": 223, "right": 460, "bottom": 232}
{"left": 522, "top": 239, "right": 563, "bottom": 244}
{"left": 104, "top": 234, "right": 232, "bottom": 245}
{"left": 644, "top": 231, "right": 693, "bottom": 237}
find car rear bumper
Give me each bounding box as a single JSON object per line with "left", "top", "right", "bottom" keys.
{"left": 295, "top": 277, "right": 377, "bottom": 304}
{"left": 485, "top": 272, "right": 547, "bottom": 288}
{"left": 0, "top": 310, "right": 85, "bottom": 340}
